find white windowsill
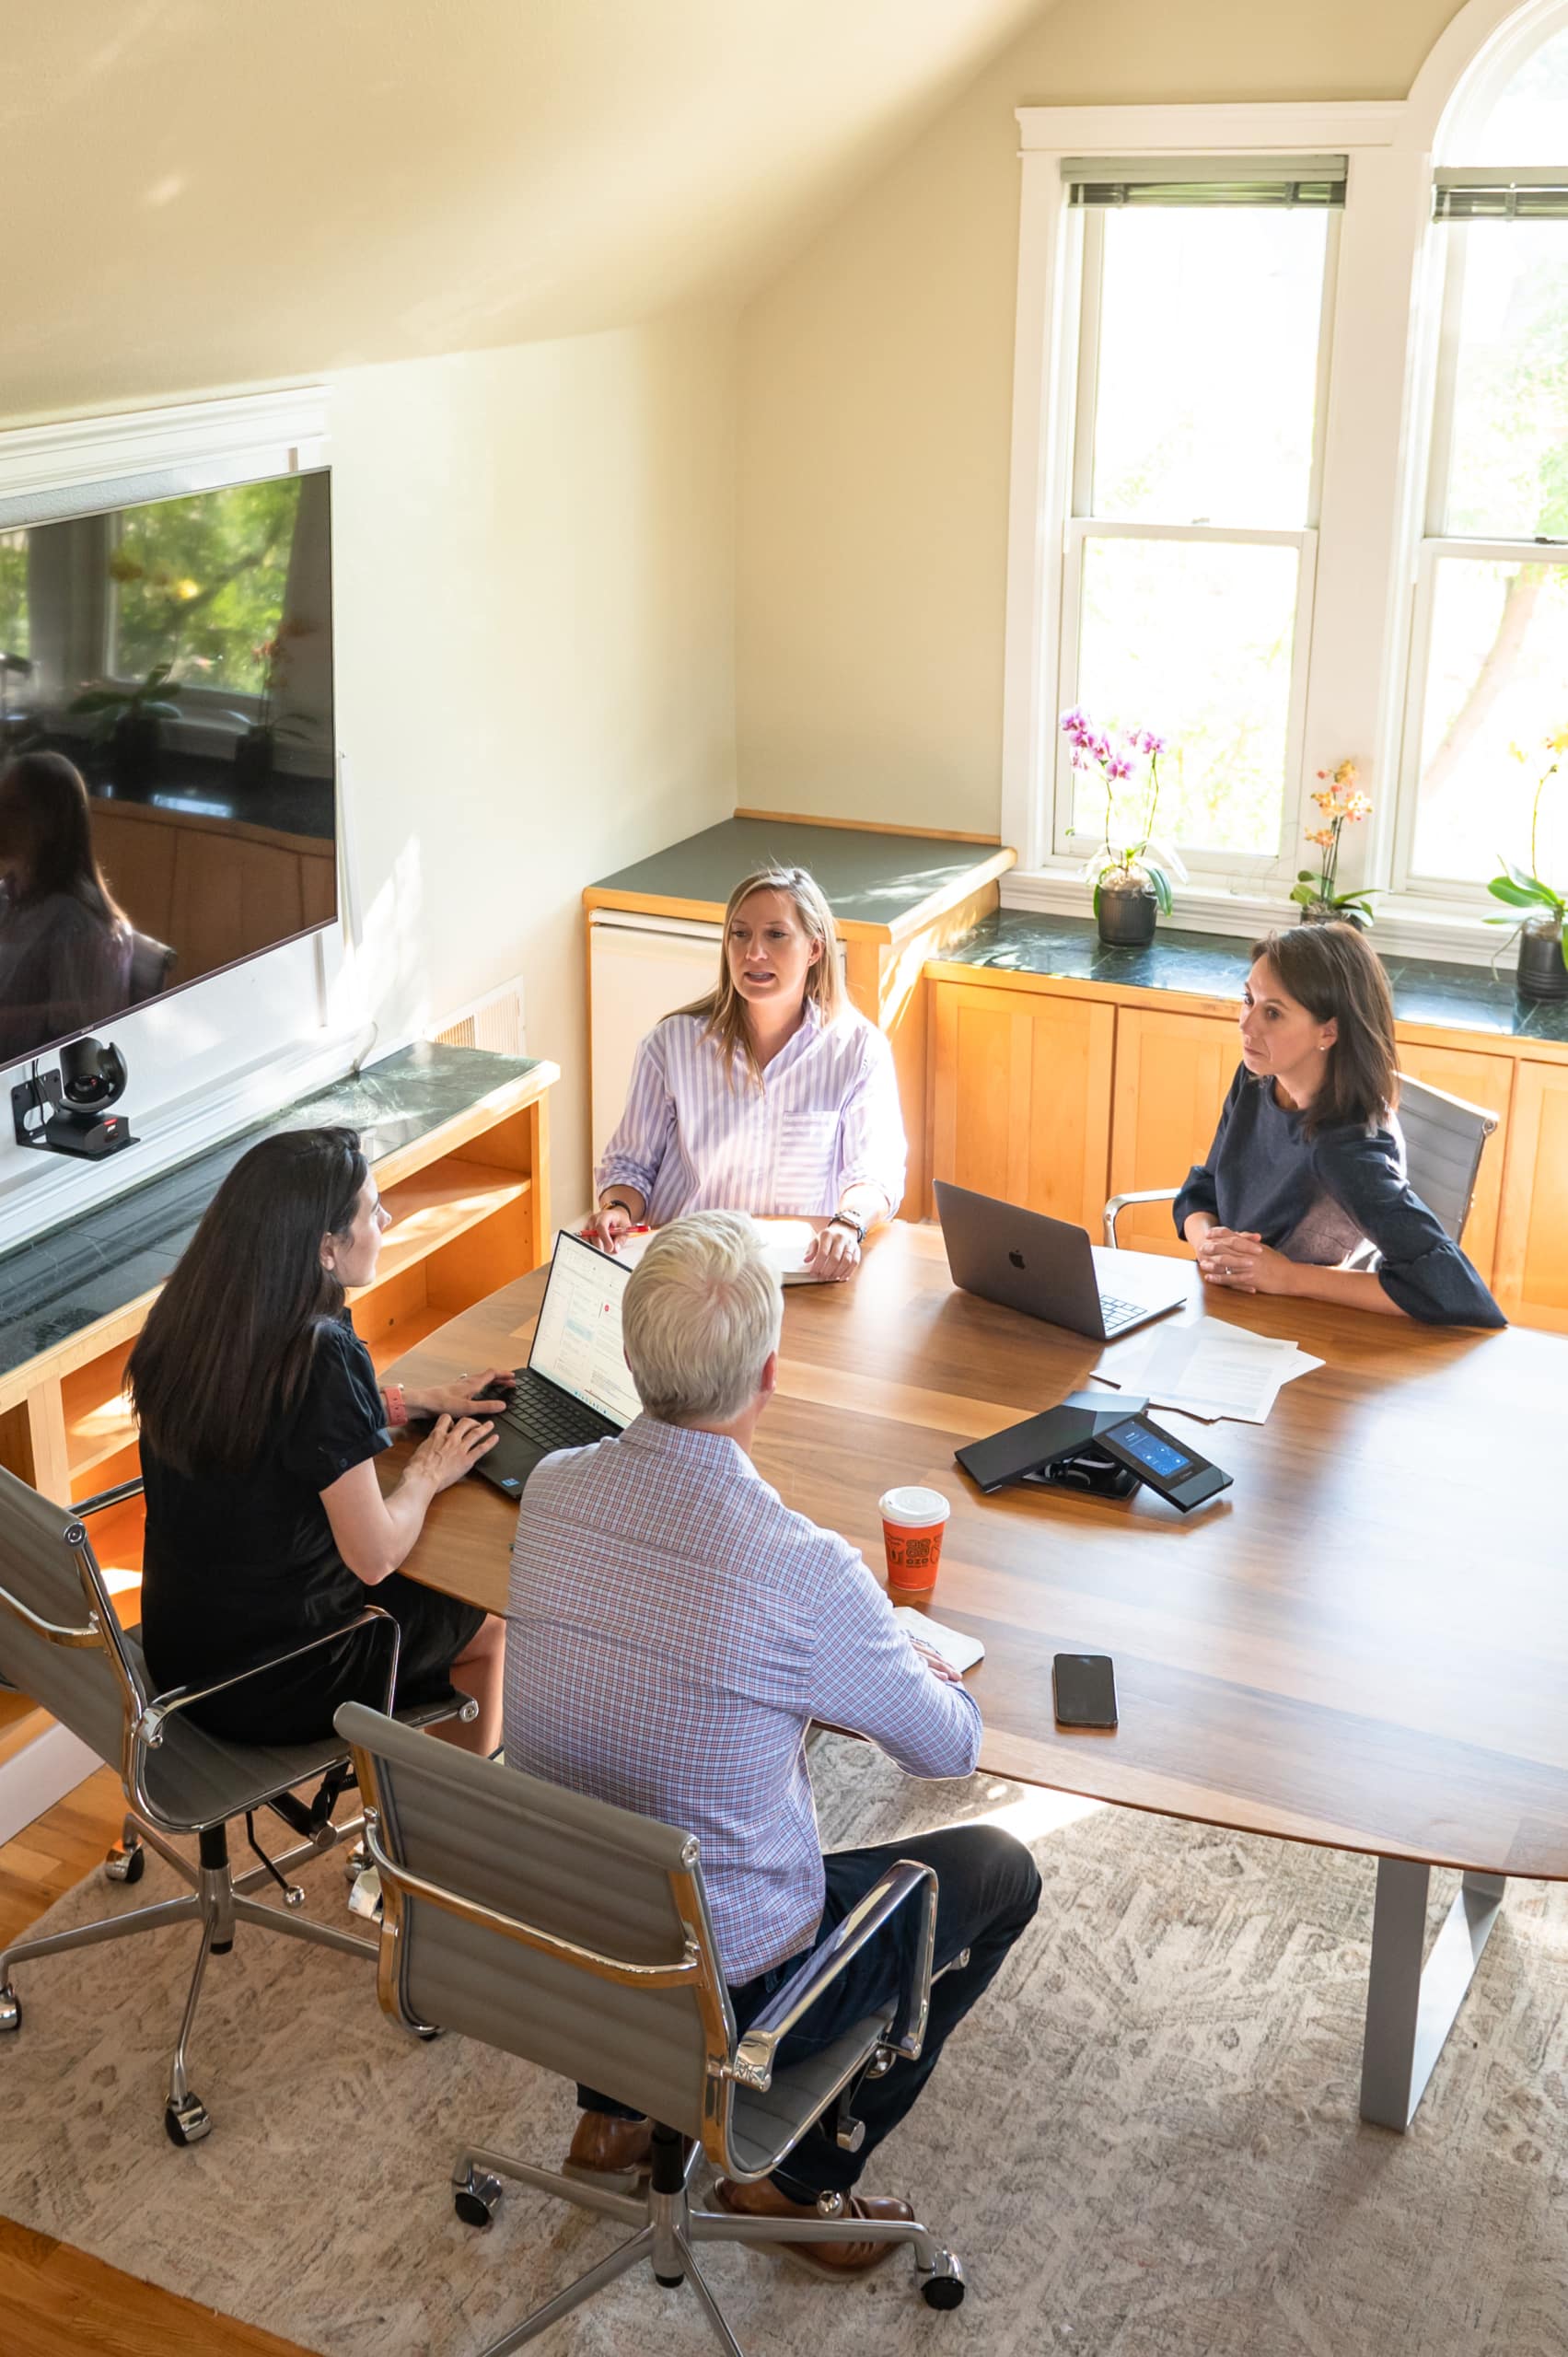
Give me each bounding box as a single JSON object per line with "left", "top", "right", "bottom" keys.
{"left": 999, "top": 867, "right": 1524, "bottom": 972}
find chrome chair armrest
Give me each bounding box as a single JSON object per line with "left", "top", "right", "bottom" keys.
{"left": 730, "top": 1859, "right": 937, "bottom": 2094}
{"left": 1103, "top": 1185, "right": 1180, "bottom": 1248}
{"left": 74, "top": 1476, "right": 145, "bottom": 1518}
{"left": 135, "top": 1605, "right": 401, "bottom": 1750}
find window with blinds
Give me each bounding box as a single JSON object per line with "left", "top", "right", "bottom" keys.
{"left": 1393, "top": 30, "right": 1568, "bottom": 892}
{"left": 1051, "top": 158, "right": 1338, "bottom": 866}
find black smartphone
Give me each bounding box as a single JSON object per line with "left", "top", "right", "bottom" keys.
{"left": 1052, "top": 1653, "right": 1118, "bottom": 1729}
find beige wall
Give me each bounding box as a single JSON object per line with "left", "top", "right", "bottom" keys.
{"left": 331, "top": 312, "right": 736, "bottom": 1215}
{"left": 737, "top": 0, "right": 1469, "bottom": 839}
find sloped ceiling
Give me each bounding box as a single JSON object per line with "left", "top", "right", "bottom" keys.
{"left": 3, "top": 0, "right": 1051, "bottom": 421}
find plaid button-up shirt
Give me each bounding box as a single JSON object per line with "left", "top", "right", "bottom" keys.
{"left": 502, "top": 1415, "right": 981, "bottom": 1983}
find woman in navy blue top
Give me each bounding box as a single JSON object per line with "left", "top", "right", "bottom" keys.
{"left": 1174, "top": 925, "right": 1503, "bottom": 1327}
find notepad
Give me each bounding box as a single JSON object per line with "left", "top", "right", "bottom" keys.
{"left": 893, "top": 1606, "right": 986, "bottom": 1674}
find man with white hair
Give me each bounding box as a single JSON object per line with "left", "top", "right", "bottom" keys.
{"left": 503, "top": 1210, "right": 1040, "bottom": 2281}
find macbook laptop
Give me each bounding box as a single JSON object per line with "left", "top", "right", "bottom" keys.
{"left": 933, "top": 1179, "right": 1188, "bottom": 1342}
{"left": 472, "top": 1230, "right": 642, "bottom": 1498}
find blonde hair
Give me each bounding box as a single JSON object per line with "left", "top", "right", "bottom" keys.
{"left": 680, "top": 865, "right": 848, "bottom": 1088}
{"left": 621, "top": 1212, "right": 783, "bottom": 1425}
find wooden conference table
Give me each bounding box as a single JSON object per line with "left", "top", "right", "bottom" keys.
{"left": 386, "top": 1220, "right": 1568, "bottom": 2133}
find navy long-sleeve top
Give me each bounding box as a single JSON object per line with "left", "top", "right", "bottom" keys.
{"left": 1172, "top": 1065, "right": 1504, "bottom": 1328}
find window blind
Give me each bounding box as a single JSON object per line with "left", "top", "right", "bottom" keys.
{"left": 1063, "top": 156, "right": 1347, "bottom": 209}
{"left": 1433, "top": 166, "right": 1568, "bottom": 221}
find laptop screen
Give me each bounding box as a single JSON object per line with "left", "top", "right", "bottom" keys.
{"left": 528, "top": 1232, "right": 643, "bottom": 1428}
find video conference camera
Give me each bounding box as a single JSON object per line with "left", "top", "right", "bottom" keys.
{"left": 10, "top": 1034, "right": 137, "bottom": 1160}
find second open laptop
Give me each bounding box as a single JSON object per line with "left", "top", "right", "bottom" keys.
{"left": 934, "top": 1178, "right": 1188, "bottom": 1342}
{"left": 473, "top": 1229, "right": 643, "bottom": 1498}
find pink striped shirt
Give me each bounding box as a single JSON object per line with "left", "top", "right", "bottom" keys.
{"left": 596, "top": 1003, "right": 906, "bottom": 1225}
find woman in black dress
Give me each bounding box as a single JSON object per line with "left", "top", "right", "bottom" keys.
{"left": 131, "top": 1126, "right": 507, "bottom": 1751}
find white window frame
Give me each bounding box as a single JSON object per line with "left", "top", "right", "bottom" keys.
{"left": 1053, "top": 192, "right": 1338, "bottom": 877}
{"left": 1390, "top": 187, "right": 1568, "bottom": 900}
{"left": 999, "top": 5, "right": 1568, "bottom": 960}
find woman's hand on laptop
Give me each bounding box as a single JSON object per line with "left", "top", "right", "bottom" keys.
{"left": 412, "top": 1368, "right": 515, "bottom": 1419}
{"left": 409, "top": 1413, "right": 500, "bottom": 1494}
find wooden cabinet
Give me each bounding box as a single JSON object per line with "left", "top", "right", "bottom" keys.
{"left": 1108, "top": 1005, "right": 1239, "bottom": 1253}
{"left": 1393, "top": 1042, "right": 1514, "bottom": 1286}
{"left": 1493, "top": 1059, "right": 1568, "bottom": 1329}
{"left": 930, "top": 978, "right": 1115, "bottom": 1232}
{"left": 90, "top": 796, "right": 334, "bottom": 984}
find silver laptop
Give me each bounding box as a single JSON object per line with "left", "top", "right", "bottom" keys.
{"left": 934, "top": 1179, "right": 1188, "bottom": 1342}
{"left": 475, "top": 1230, "right": 643, "bottom": 1497}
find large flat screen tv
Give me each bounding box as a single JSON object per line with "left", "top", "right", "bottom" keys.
{"left": 0, "top": 469, "right": 336, "bottom": 1070}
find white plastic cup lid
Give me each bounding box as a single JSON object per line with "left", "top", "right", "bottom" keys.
{"left": 878, "top": 1486, "right": 951, "bottom": 1528}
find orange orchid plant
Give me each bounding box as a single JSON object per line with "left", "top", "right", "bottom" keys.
{"left": 1291, "top": 759, "right": 1376, "bottom": 929}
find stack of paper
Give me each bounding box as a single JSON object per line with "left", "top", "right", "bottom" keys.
{"left": 1094, "top": 1320, "right": 1322, "bottom": 1425}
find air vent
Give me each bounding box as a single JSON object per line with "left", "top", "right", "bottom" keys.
{"left": 428, "top": 977, "right": 526, "bottom": 1059}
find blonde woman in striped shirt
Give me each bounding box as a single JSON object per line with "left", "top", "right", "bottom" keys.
{"left": 586, "top": 866, "right": 906, "bottom": 1279}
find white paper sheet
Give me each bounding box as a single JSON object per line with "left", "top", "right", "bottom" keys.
{"left": 892, "top": 1606, "right": 986, "bottom": 1674}
{"left": 1094, "top": 1320, "right": 1318, "bottom": 1425}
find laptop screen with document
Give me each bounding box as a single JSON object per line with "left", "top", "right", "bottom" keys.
{"left": 528, "top": 1232, "right": 643, "bottom": 1428}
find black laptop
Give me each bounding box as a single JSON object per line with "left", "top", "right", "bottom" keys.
{"left": 934, "top": 1179, "right": 1188, "bottom": 1341}
{"left": 472, "top": 1231, "right": 642, "bottom": 1498}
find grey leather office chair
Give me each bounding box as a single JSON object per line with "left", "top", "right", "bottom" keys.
{"left": 0, "top": 1465, "right": 471, "bottom": 2145}
{"left": 1104, "top": 1072, "right": 1497, "bottom": 1249}
{"left": 338, "top": 1701, "right": 966, "bottom": 2355}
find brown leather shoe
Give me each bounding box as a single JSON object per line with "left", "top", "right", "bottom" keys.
{"left": 563, "top": 2112, "right": 654, "bottom": 2192}
{"left": 711, "top": 2176, "right": 914, "bottom": 2280}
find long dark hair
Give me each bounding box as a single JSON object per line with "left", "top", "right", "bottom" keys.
{"left": 1250, "top": 925, "right": 1398, "bottom": 1139}
{"left": 0, "top": 751, "right": 126, "bottom": 929}
{"left": 128, "top": 1127, "right": 368, "bottom": 1478}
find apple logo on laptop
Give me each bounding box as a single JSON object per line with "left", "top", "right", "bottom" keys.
{"left": 1008, "top": 1249, "right": 1026, "bottom": 1270}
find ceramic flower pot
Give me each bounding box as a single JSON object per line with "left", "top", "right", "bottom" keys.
{"left": 233, "top": 726, "right": 274, "bottom": 793}
{"left": 1516, "top": 919, "right": 1568, "bottom": 1001}
{"left": 1096, "top": 883, "right": 1157, "bottom": 949}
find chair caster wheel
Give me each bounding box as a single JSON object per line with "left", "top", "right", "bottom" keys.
{"left": 105, "top": 1842, "right": 145, "bottom": 1885}
{"left": 411, "top": 2021, "right": 443, "bottom": 2042}
{"left": 0, "top": 1984, "right": 20, "bottom": 2034}
{"left": 165, "top": 2092, "right": 212, "bottom": 2146}
{"left": 453, "top": 2167, "right": 503, "bottom": 2228}
{"left": 920, "top": 2252, "right": 966, "bottom": 2310}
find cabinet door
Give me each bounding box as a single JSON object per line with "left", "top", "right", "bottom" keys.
{"left": 1393, "top": 1043, "right": 1513, "bottom": 1285}
{"left": 1109, "top": 1006, "right": 1239, "bottom": 1253}
{"left": 930, "top": 981, "right": 1114, "bottom": 1232}
{"left": 169, "top": 829, "right": 306, "bottom": 983}
{"left": 1493, "top": 1059, "right": 1568, "bottom": 1330}
{"left": 90, "top": 807, "right": 177, "bottom": 943}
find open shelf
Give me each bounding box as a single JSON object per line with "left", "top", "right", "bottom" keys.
{"left": 371, "top": 1156, "right": 532, "bottom": 1291}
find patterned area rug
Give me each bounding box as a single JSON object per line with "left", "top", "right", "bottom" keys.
{"left": 1, "top": 1739, "right": 1565, "bottom": 2357}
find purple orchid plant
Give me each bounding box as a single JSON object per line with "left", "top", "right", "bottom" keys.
{"left": 1060, "top": 707, "right": 1188, "bottom": 917}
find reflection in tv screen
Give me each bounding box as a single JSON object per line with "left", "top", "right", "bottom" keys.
{"left": 0, "top": 470, "right": 337, "bottom": 1069}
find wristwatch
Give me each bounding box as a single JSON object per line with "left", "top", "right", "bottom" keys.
{"left": 827, "top": 1210, "right": 865, "bottom": 1246}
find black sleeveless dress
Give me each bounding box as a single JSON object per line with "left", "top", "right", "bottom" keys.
{"left": 138, "top": 1314, "right": 484, "bottom": 1744}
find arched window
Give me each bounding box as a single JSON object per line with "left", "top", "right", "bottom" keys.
{"left": 1396, "top": 9, "right": 1568, "bottom": 898}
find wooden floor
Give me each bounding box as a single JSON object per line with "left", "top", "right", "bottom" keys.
{"left": 0, "top": 1764, "right": 313, "bottom": 2357}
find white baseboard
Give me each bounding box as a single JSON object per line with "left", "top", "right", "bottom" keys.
{"left": 0, "top": 1719, "right": 99, "bottom": 1847}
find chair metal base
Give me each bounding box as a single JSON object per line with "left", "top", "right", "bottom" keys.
{"left": 0, "top": 1805, "right": 376, "bottom": 2142}
{"left": 1359, "top": 1859, "right": 1505, "bottom": 2131}
{"left": 452, "top": 2131, "right": 964, "bottom": 2356}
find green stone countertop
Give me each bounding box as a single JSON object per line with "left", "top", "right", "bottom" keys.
{"left": 935, "top": 911, "right": 1568, "bottom": 1047}
{"left": 589, "top": 818, "right": 1008, "bottom": 934}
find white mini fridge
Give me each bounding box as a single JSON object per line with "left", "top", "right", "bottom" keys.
{"left": 587, "top": 911, "right": 723, "bottom": 1173}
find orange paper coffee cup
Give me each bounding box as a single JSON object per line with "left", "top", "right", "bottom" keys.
{"left": 879, "top": 1485, "right": 951, "bottom": 1604}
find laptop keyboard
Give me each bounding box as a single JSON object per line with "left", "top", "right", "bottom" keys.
{"left": 1098, "top": 1294, "right": 1148, "bottom": 1336}
{"left": 500, "top": 1369, "right": 620, "bottom": 1451}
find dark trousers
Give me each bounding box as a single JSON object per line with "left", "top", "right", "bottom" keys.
{"left": 579, "top": 1823, "right": 1040, "bottom": 2197}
